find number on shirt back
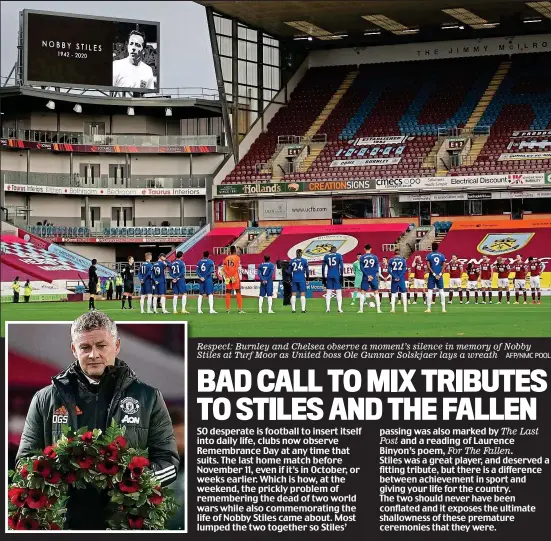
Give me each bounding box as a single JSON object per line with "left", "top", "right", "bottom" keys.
{"left": 154, "top": 267, "right": 161, "bottom": 276}
{"left": 392, "top": 261, "right": 404, "bottom": 271}
{"left": 292, "top": 262, "right": 304, "bottom": 272}
{"left": 171, "top": 264, "right": 178, "bottom": 274}
{"left": 433, "top": 256, "right": 440, "bottom": 265}
{"left": 328, "top": 256, "right": 337, "bottom": 267}
{"left": 363, "top": 258, "right": 375, "bottom": 268}
{"left": 140, "top": 264, "right": 147, "bottom": 274}
{"left": 200, "top": 263, "right": 207, "bottom": 272}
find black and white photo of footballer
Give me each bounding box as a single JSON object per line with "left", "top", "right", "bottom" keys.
{"left": 113, "top": 26, "right": 158, "bottom": 89}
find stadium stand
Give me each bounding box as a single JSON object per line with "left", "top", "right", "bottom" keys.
{"left": 222, "top": 66, "right": 353, "bottom": 184}
{"left": 171, "top": 227, "right": 245, "bottom": 265}
{"left": 0, "top": 234, "right": 109, "bottom": 281}
{"left": 224, "top": 57, "right": 501, "bottom": 184}
{"left": 451, "top": 52, "right": 551, "bottom": 175}
{"left": 409, "top": 220, "right": 551, "bottom": 265}
{"left": 176, "top": 224, "right": 408, "bottom": 266}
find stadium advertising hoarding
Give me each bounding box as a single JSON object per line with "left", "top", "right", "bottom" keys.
{"left": 215, "top": 174, "right": 547, "bottom": 196}
{"left": 258, "top": 198, "right": 333, "bottom": 220}
{"left": 399, "top": 190, "right": 551, "bottom": 202}
{"left": 22, "top": 10, "right": 160, "bottom": 92}
{"left": 0, "top": 139, "right": 216, "bottom": 154}
{"left": 5, "top": 184, "right": 206, "bottom": 197}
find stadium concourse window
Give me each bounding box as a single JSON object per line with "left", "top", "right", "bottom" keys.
{"left": 213, "top": 13, "right": 280, "bottom": 140}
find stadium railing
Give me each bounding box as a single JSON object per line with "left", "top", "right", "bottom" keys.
{"left": 28, "top": 226, "right": 200, "bottom": 238}
{"left": 2, "top": 171, "right": 210, "bottom": 190}
{"left": 0, "top": 128, "right": 220, "bottom": 148}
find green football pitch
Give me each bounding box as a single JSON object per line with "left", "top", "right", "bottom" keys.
{"left": 2, "top": 297, "right": 550, "bottom": 338}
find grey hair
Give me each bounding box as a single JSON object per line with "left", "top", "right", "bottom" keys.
{"left": 71, "top": 311, "right": 118, "bottom": 343}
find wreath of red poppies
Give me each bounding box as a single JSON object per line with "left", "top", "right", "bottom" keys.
{"left": 8, "top": 421, "right": 178, "bottom": 530}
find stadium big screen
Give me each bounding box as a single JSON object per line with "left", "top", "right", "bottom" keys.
{"left": 22, "top": 10, "right": 160, "bottom": 92}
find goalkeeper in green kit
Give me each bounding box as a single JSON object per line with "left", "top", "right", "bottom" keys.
{"left": 351, "top": 253, "right": 363, "bottom": 305}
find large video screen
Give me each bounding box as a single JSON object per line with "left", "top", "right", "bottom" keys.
{"left": 22, "top": 10, "right": 160, "bottom": 92}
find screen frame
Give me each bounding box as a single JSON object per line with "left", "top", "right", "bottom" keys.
{"left": 21, "top": 9, "right": 161, "bottom": 93}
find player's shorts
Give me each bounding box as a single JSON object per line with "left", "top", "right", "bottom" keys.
{"left": 427, "top": 275, "right": 444, "bottom": 290}
{"left": 154, "top": 280, "right": 167, "bottom": 295}
{"left": 530, "top": 276, "right": 541, "bottom": 289}
{"left": 354, "top": 276, "right": 362, "bottom": 289}
{"left": 292, "top": 280, "right": 307, "bottom": 294}
{"left": 361, "top": 276, "right": 378, "bottom": 292}
{"left": 260, "top": 281, "right": 274, "bottom": 297}
{"left": 140, "top": 281, "right": 153, "bottom": 295}
{"left": 173, "top": 279, "right": 187, "bottom": 295}
{"left": 414, "top": 278, "right": 425, "bottom": 290}
{"left": 88, "top": 281, "right": 98, "bottom": 295}
{"left": 326, "top": 276, "right": 341, "bottom": 290}
{"left": 391, "top": 279, "right": 407, "bottom": 294}
{"left": 124, "top": 280, "right": 134, "bottom": 294}
{"left": 498, "top": 278, "right": 510, "bottom": 289}
{"left": 449, "top": 278, "right": 462, "bottom": 289}
{"left": 380, "top": 279, "right": 391, "bottom": 291}
{"left": 514, "top": 279, "right": 526, "bottom": 290}
{"left": 199, "top": 279, "right": 214, "bottom": 295}
{"left": 468, "top": 281, "right": 479, "bottom": 290}
{"left": 481, "top": 279, "right": 492, "bottom": 289}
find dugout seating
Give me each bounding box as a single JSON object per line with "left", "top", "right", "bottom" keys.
{"left": 223, "top": 57, "right": 500, "bottom": 184}
{"left": 450, "top": 52, "right": 551, "bottom": 175}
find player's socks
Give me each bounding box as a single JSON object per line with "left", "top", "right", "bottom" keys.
{"left": 515, "top": 291, "right": 519, "bottom": 303}
{"left": 426, "top": 292, "right": 432, "bottom": 312}
{"left": 466, "top": 291, "right": 470, "bottom": 302}
{"left": 352, "top": 291, "right": 358, "bottom": 301}
{"left": 358, "top": 293, "right": 365, "bottom": 312}
{"left": 498, "top": 291, "right": 502, "bottom": 303}
{"left": 128, "top": 296, "right": 132, "bottom": 309}
{"left": 140, "top": 295, "right": 145, "bottom": 312}
{"left": 390, "top": 293, "right": 396, "bottom": 312}
{"left": 208, "top": 294, "right": 215, "bottom": 313}
{"left": 488, "top": 292, "right": 492, "bottom": 303}
{"left": 402, "top": 293, "right": 408, "bottom": 312}
{"left": 475, "top": 292, "right": 479, "bottom": 303}
{"left": 336, "top": 290, "right": 343, "bottom": 312}
{"left": 259, "top": 297, "right": 264, "bottom": 313}
{"left": 538, "top": 290, "right": 541, "bottom": 302}
{"left": 237, "top": 293, "right": 243, "bottom": 311}
{"left": 147, "top": 294, "right": 153, "bottom": 313}
{"left": 423, "top": 292, "right": 427, "bottom": 304}
{"left": 122, "top": 295, "right": 126, "bottom": 309}
{"left": 161, "top": 297, "right": 168, "bottom": 312}
{"left": 449, "top": 290, "right": 453, "bottom": 303}
{"left": 198, "top": 296, "right": 203, "bottom": 313}
{"left": 173, "top": 295, "right": 179, "bottom": 312}
{"left": 413, "top": 292, "right": 418, "bottom": 303}
{"left": 459, "top": 290, "right": 463, "bottom": 302}
{"left": 291, "top": 296, "right": 296, "bottom": 312}
{"left": 523, "top": 291, "right": 527, "bottom": 303}
{"left": 181, "top": 295, "right": 187, "bottom": 312}
{"left": 267, "top": 297, "right": 273, "bottom": 312}
{"left": 326, "top": 290, "right": 332, "bottom": 311}
{"left": 506, "top": 291, "right": 510, "bottom": 303}
{"left": 375, "top": 293, "right": 381, "bottom": 313}
{"left": 440, "top": 291, "right": 446, "bottom": 311}
{"left": 300, "top": 296, "right": 306, "bottom": 312}
{"left": 225, "top": 293, "right": 231, "bottom": 311}
{"left": 532, "top": 290, "right": 536, "bottom": 301}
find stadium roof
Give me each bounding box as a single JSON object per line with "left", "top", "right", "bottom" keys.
{"left": 197, "top": 0, "right": 549, "bottom": 42}
{"left": 0, "top": 87, "right": 222, "bottom": 119}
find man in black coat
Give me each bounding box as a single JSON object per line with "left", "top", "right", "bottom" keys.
{"left": 88, "top": 259, "right": 98, "bottom": 310}
{"left": 121, "top": 255, "right": 135, "bottom": 310}
{"left": 16, "top": 311, "right": 180, "bottom": 530}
